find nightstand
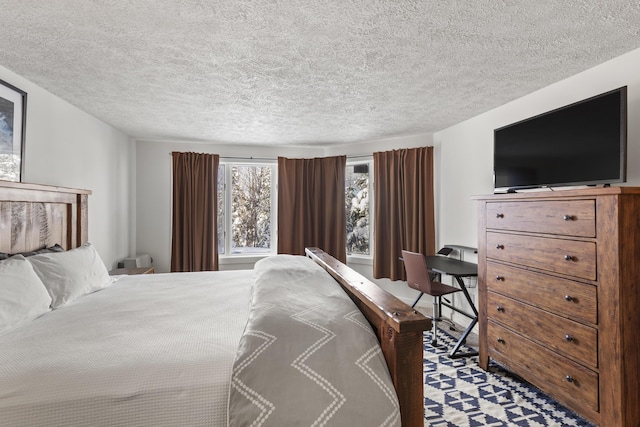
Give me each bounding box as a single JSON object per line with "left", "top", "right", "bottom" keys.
{"left": 109, "top": 266, "right": 155, "bottom": 275}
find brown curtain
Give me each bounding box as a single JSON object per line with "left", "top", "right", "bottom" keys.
{"left": 278, "top": 156, "right": 347, "bottom": 262}
{"left": 373, "top": 147, "right": 435, "bottom": 280}
{"left": 171, "top": 152, "right": 219, "bottom": 272}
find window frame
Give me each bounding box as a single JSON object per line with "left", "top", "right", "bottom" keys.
{"left": 218, "top": 160, "right": 278, "bottom": 258}
{"left": 217, "top": 156, "right": 373, "bottom": 260}
{"left": 345, "top": 158, "right": 374, "bottom": 260}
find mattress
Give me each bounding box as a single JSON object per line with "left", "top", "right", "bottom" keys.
{"left": 0, "top": 270, "right": 252, "bottom": 427}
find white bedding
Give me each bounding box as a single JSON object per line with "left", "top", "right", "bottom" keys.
{"left": 0, "top": 270, "right": 252, "bottom": 427}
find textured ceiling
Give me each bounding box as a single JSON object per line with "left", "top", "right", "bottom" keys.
{"left": 0, "top": 1, "right": 639, "bottom": 146}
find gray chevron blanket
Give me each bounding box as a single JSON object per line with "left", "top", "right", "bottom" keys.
{"left": 228, "top": 255, "right": 400, "bottom": 427}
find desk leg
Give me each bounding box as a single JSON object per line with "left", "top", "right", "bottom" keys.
{"left": 449, "top": 317, "right": 478, "bottom": 358}
{"left": 430, "top": 272, "right": 443, "bottom": 323}
{"left": 449, "top": 276, "right": 479, "bottom": 359}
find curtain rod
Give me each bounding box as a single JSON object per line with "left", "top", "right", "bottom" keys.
{"left": 168, "top": 153, "right": 373, "bottom": 160}
{"left": 167, "top": 154, "right": 275, "bottom": 161}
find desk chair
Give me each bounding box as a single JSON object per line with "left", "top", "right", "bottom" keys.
{"left": 402, "top": 250, "right": 462, "bottom": 347}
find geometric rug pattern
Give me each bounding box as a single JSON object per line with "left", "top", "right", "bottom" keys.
{"left": 423, "top": 331, "right": 595, "bottom": 426}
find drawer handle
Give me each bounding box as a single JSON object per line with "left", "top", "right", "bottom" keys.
{"left": 565, "top": 334, "right": 573, "bottom": 342}
{"left": 497, "top": 337, "right": 505, "bottom": 344}
{"left": 496, "top": 275, "right": 505, "bottom": 281}
{"left": 496, "top": 305, "right": 505, "bottom": 312}
{"left": 565, "top": 295, "right": 573, "bottom": 302}
{"left": 564, "top": 254, "right": 574, "bottom": 261}
{"left": 565, "top": 375, "right": 574, "bottom": 383}
{"left": 563, "top": 214, "right": 574, "bottom": 221}
{"left": 496, "top": 244, "right": 504, "bottom": 250}
{"left": 496, "top": 213, "right": 504, "bottom": 218}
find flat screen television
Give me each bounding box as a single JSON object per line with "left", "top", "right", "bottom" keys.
{"left": 493, "top": 86, "right": 627, "bottom": 192}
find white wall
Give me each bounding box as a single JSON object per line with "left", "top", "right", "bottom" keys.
{"left": 435, "top": 47, "right": 640, "bottom": 324}
{"left": 0, "top": 65, "right": 133, "bottom": 268}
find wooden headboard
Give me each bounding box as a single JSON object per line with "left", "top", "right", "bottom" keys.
{"left": 0, "top": 181, "right": 91, "bottom": 254}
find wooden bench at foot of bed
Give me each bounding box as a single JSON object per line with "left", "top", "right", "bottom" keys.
{"left": 306, "top": 247, "right": 431, "bottom": 427}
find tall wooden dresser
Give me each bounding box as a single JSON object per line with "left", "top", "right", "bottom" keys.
{"left": 475, "top": 187, "right": 640, "bottom": 426}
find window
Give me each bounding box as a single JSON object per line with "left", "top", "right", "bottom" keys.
{"left": 218, "top": 163, "right": 275, "bottom": 255}
{"left": 218, "top": 159, "right": 371, "bottom": 257}
{"left": 217, "top": 165, "right": 225, "bottom": 254}
{"left": 345, "top": 162, "right": 371, "bottom": 256}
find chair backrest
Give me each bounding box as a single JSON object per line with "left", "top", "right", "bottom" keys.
{"left": 402, "top": 250, "right": 432, "bottom": 292}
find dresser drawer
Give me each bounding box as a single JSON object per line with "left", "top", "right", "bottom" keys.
{"left": 486, "top": 200, "right": 596, "bottom": 237}
{"left": 487, "top": 232, "right": 596, "bottom": 280}
{"left": 487, "top": 321, "right": 599, "bottom": 413}
{"left": 486, "top": 262, "right": 597, "bottom": 324}
{"left": 487, "top": 291, "right": 598, "bottom": 368}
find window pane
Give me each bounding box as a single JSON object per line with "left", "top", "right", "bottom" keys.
{"left": 345, "top": 163, "right": 370, "bottom": 255}
{"left": 217, "top": 165, "right": 225, "bottom": 255}
{"left": 231, "top": 165, "right": 271, "bottom": 254}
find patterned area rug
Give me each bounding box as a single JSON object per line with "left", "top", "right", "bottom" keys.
{"left": 423, "top": 331, "right": 595, "bottom": 426}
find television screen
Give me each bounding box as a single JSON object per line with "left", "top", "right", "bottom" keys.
{"left": 494, "top": 87, "right": 627, "bottom": 191}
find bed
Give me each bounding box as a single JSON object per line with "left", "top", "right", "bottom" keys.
{"left": 0, "top": 181, "right": 430, "bottom": 426}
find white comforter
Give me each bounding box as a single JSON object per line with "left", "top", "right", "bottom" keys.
{"left": 0, "top": 270, "right": 252, "bottom": 427}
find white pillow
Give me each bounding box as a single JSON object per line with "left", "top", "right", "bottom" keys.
{"left": 28, "top": 243, "right": 113, "bottom": 309}
{"left": 0, "top": 255, "right": 52, "bottom": 334}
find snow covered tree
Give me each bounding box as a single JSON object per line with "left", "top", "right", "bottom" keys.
{"left": 231, "top": 165, "right": 271, "bottom": 252}
{"left": 345, "top": 165, "right": 370, "bottom": 255}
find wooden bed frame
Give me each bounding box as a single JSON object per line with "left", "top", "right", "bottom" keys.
{"left": 306, "top": 248, "right": 431, "bottom": 426}
{"left": 0, "top": 181, "right": 430, "bottom": 426}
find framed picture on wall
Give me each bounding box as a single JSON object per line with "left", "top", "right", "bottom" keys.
{"left": 0, "top": 79, "right": 27, "bottom": 182}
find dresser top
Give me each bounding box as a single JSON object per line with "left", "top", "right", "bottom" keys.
{"left": 473, "top": 186, "right": 640, "bottom": 201}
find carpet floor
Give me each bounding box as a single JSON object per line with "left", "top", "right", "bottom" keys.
{"left": 422, "top": 330, "right": 595, "bottom": 426}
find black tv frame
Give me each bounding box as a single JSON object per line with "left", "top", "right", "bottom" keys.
{"left": 493, "top": 86, "right": 627, "bottom": 193}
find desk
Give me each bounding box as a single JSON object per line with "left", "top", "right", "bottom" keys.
{"left": 424, "top": 256, "right": 478, "bottom": 358}
{"left": 443, "top": 244, "right": 477, "bottom": 262}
